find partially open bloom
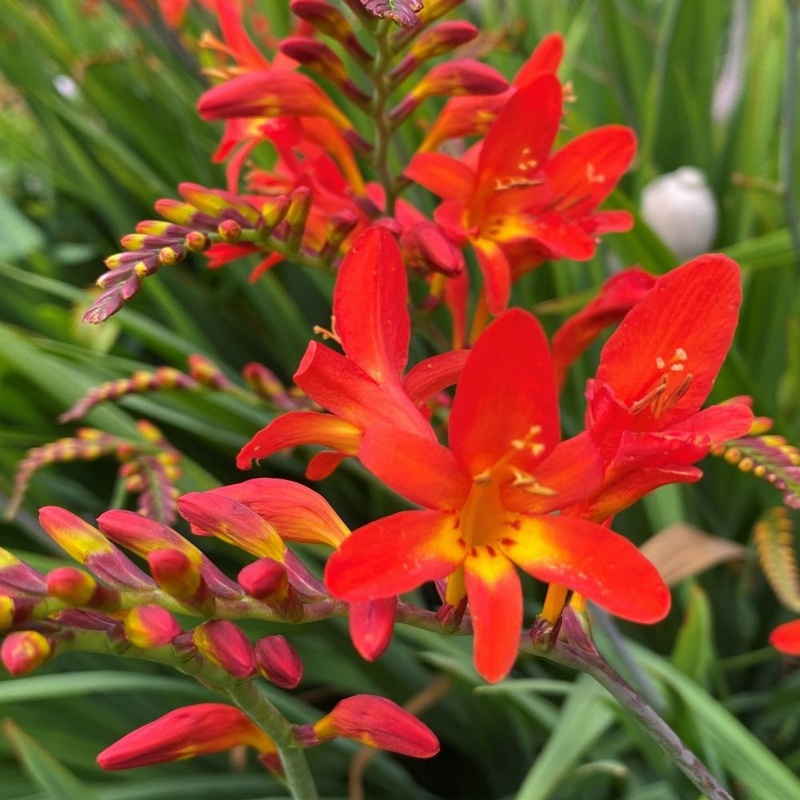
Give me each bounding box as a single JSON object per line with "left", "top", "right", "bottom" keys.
{"left": 237, "top": 228, "right": 467, "bottom": 478}
{"left": 406, "top": 75, "right": 635, "bottom": 314}
{"left": 569, "top": 254, "right": 754, "bottom": 522}
{"left": 326, "top": 309, "right": 669, "bottom": 682}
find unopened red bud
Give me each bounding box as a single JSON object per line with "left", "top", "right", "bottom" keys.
{"left": 154, "top": 198, "right": 203, "bottom": 226}
{"left": 97, "top": 703, "right": 276, "bottom": 770}
{"left": 255, "top": 635, "right": 303, "bottom": 689}
{"left": 285, "top": 187, "right": 313, "bottom": 252}
{"left": 1, "top": 630, "right": 52, "bottom": 676}
{"left": 290, "top": 1, "right": 372, "bottom": 64}
{"left": 260, "top": 195, "right": 291, "bottom": 230}
{"left": 280, "top": 37, "right": 348, "bottom": 86}
{"left": 148, "top": 549, "right": 202, "bottom": 599}
{"left": 217, "top": 219, "right": 242, "bottom": 243}
{"left": 193, "top": 620, "right": 255, "bottom": 678}
{"left": 411, "top": 60, "right": 508, "bottom": 105}
{"left": 46, "top": 566, "right": 97, "bottom": 606}
{"left": 239, "top": 559, "right": 289, "bottom": 601}
{"left": 402, "top": 221, "right": 464, "bottom": 277}
{"left": 349, "top": 597, "right": 396, "bottom": 661}
{"left": 124, "top": 605, "right": 182, "bottom": 648}
{"left": 158, "top": 246, "right": 184, "bottom": 266}
{"left": 411, "top": 21, "right": 478, "bottom": 60}
{"left": 0, "top": 549, "right": 47, "bottom": 596}
{"left": 313, "top": 695, "right": 439, "bottom": 757}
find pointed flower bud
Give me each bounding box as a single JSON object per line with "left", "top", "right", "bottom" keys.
{"left": 0, "top": 549, "right": 47, "bottom": 597}
{"left": 255, "top": 635, "right": 303, "bottom": 689}
{"left": 123, "top": 605, "right": 182, "bottom": 648}
{"left": 193, "top": 620, "right": 255, "bottom": 678}
{"left": 1, "top": 631, "right": 52, "bottom": 676}
{"left": 290, "top": 1, "right": 372, "bottom": 64}
{"left": 178, "top": 492, "right": 286, "bottom": 562}
{"left": 147, "top": 549, "right": 203, "bottom": 600}
{"left": 349, "top": 597, "right": 396, "bottom": 661}
{"left": 38, "top": 507, "right": 154, "bottom": 591}
{"left": 301, "top": 695, "right": 439, "bottom": 757}
{"left": 402, "top": 221, "right": 464, "bottom": 277}
{"left": 97, "top": 703, "right": 276, "bottom": 769}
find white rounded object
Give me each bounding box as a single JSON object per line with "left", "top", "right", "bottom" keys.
{"left": 640, "top": 166, "right": 718, "bottom": 261}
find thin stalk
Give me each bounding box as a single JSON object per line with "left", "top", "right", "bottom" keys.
{"left": 370, "top": 21, "right": 399, "bottom": 214}
{"left": 534, "top": 613, "right": 733, "bottom": 800}
{"left": 228, "top": 680, "right": 319, "bottom": 800}
{"left": 781, "top": 0, "right": 800, "bottom": 263}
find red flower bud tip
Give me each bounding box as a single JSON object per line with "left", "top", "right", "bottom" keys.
{"left": 349, "top": 597, "right": 396, "bottom": 661}
{"left": 255, "top": 635, "right": 303, "bottom": 689}
{"left": 402, "top": 221, "right": 464, "bottom": 277}
{"left": 770, "top": 620, "right": 800, "bottom": 656}
{"left": 280, "top": 37, "right": 348, "bottom": 85}
{"left": 38, "top": 506, "right": 114, "bottom": 564}
{"left": 411, "top": 60, "right": 508, "bottom": 103}
{"left": 97, "top": 703, "right": 276, "bottom": 770}
{"left": 314, "top": 695, "right": 439, "bottom": 758}
{"left": 148, "top": 549, "right": 202, "bottom": 600}
{"left": 410, "top": 20, "right": 478, "bottom": 63}
{"left": 290, "top": 0, "right": 371, "bottom": 67}
{"left": 179, "top": 492, "right": 286, "bottom": 563}
{"left": 238, "top": 558, "right": 289, "bottom": 601}
{"left": 217, "top": 219, "right": 242, "bottom": 243}
{"left": 124, "top": 605, "right": 182, "bottom": 648}
{"left": 1, "top": 631, "right": 52, "bottom": 676}
{"left": 46, "top": 566, "right": 98, "bottom": 606}
{"left": 193, "top": 620, "right": 255, "bottom": 678}
{"left": 0, "top": 549, "right": 47, "bottom": 596}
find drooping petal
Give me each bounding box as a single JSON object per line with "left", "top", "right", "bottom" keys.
{"left": 464, "top": 547, "right": 522, "bottom": 683}
{"left": 595, "top": 254, "right": 742, "bottom": 425}
{"left": 404, "top": 152, "right": 476, "bottom": 202}
{"left": 324, "top": 510, "right": 465, "bottom": 601}
{"left": 349, "top": 597, "right": 397, "bottom": 661}
{"left": 546, "top": 125, "right": 636, "bottom": 218}
{"left": 513, "top": 32, "right": 564, "bottom": 86}
{"left": 502, "top": 515, "right": 671, "bottom": 623}
{"left": 333, "top": 227, "right": 410, "bottom": 382}
{"left": 449, "top": 309, "right": 559, "bottom": 476}
{"left": 507, "top": 212, "right": 597, "bottom": 261}
{"left": 663, "top": 402, "right": 754, "bottom": 445}
{"left": 237, "top": 410, "right": 362, "bottom": 470}
{"left": 402, "top": 349, "right": 469, "bottom": 407}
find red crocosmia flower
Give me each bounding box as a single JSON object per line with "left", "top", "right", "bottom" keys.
{"left": 406, "top": 75, "right": 635, "bottom": 315}
{"left": 770, "top": 620, "right": 800, "bottom": 655}
{"left": 551, "top": 267, "right": 657, "bottom": 389}
{"left": 237, "top": 227, "right": 467, "bottom": 478}
{"left": 570, "top": 254, "right": 754, "bottom": 522}
{"left": 325, "top": 309, "right": 670, "bottom": 683}
{"left": 97, "top": 703, "right": 276, "bottom": 770}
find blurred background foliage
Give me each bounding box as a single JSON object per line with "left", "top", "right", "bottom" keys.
{"left": 1, "top": 0, "right": 799, "bottom": 797}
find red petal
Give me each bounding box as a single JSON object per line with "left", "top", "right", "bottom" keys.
{"left": 324, "top": 510, "right": 465, "bottom": 600}
{"left": 403, "top": 349, "right": 469, "bottom": 406}
{"left": 470, "top": 75, "right": 562, "bottom": 222}
{"left": 770, "top": 620, "right": 800, "bottom": 655}
{"left": 502, "top": 515, "right": 671, "bottom": 623}
{"left": 464, "top": 548, "right": 522, "bottom": 682}
{"left": 236, "top": 410, "right": 362, "bottom": 469}
{"left": 595, "top": 254, "right": 742, "bottom": 425}
{"left": 547, "top": 125, "right": 636, "bottom": 218}
{"left": 349, "top": 597, "right": 396, "bottom": 661}
{"left": 405, "top": 152, "right": 476, "bottom": 202}
{"left": 473, "top": 238, "right": 511, "bottom": 315}
{"left": 359, "top": 425, "right": 470, "bottom": 509}
{"left": 513, "top": 33, "right": 564, "bottom": 86}
{"left": 333, "top": 227, "right": 410, "bottom": 383}
{"left": 449, "top": 309, "right": 559, "bottom": 476}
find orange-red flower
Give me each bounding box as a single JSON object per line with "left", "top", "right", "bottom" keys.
{"left": 325, "top": 309, "right": 670, "bottom": 683}
{"left": 570, "top": 254, "right": 754, "bottom": 522}
{"left": 406, "top": 75, "right": 635, "bottom": 315}
{"left": 237, "top": 227, "right": 467, "bottom": 478}
{"left": 770, "top": 620, "right": 800, "bottom": 655}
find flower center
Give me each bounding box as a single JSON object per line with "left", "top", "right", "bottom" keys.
{"left": 630, "top": 348, "right": 693, "bottom": 420}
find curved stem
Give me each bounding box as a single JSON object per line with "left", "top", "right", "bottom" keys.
{"left": 370, "top": 21, "right": 399, "bottom": 215}
{"left": 534, "top": 612, "right": 733, "bottom": 800}
{"left": 227, "top": 681, "right": 319, "bottom": 800}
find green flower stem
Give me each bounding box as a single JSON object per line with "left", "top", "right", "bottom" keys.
{"left": 782, "top": 0, "right": 800, "bottom": 261}
{"left": 533, "top": 613, "right": 734, "bottom": 800}
{"left": 227, "top": 680, "right": 319, "bottom": 800}
{"left": 370, "top": 20, "right": 400, "bottom": 215}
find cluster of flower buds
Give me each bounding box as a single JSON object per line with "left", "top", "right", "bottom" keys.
{"left": 97, "top": 694, "right": 438, "bottom": 774}
{"left": 7, "top": 421, "right": 182, "bottom": 525}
